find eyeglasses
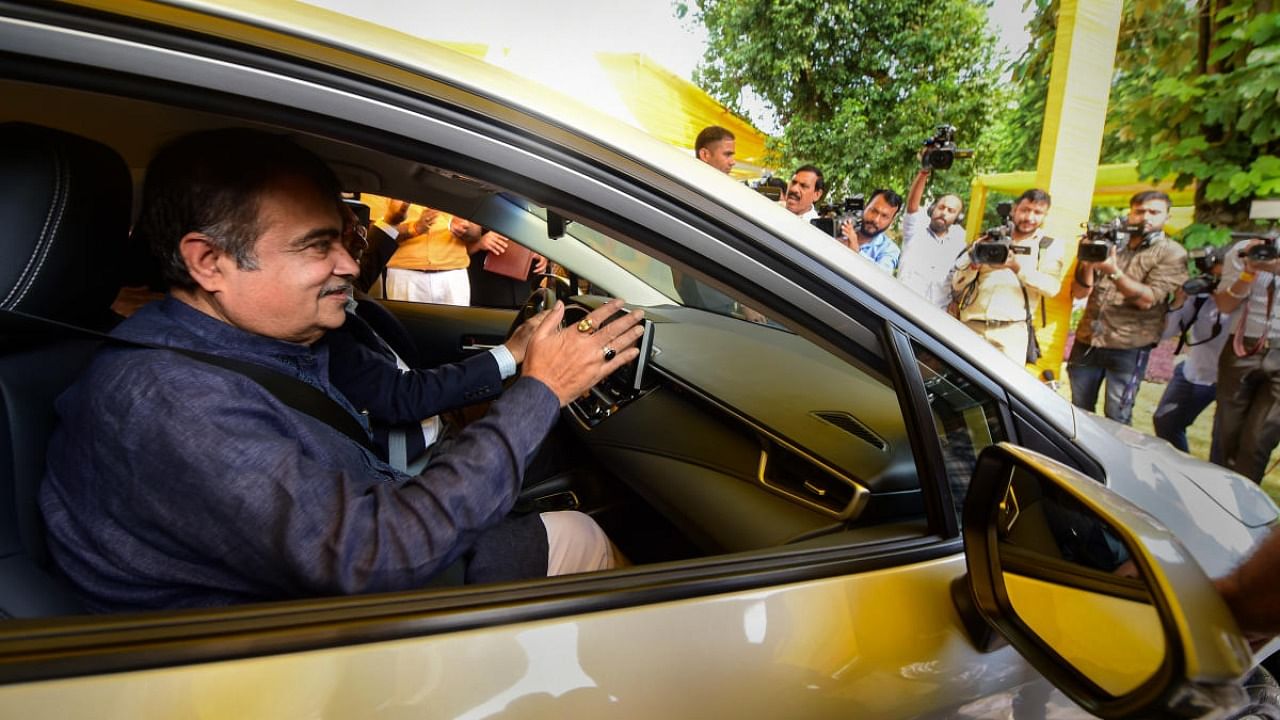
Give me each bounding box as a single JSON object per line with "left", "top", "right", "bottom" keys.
{"left": 342, "top": 221, "right": 369, "bottom": 260}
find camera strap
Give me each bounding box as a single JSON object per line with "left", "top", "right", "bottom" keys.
{"left": 1017, "top": 278, "right": 1042, "bottom": 364}
{"left": 1036, "top": 236, "right": 1054, "bottom": 326}
{"left": 1233, "top": 278, "right": 1276, "bottom": 358}
{"left": 1175, "top": 296, "right": 1223, "bottom": 353}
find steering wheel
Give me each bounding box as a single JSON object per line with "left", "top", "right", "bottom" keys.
{"left": 506, "top": 275, "right": 577, "bottom": 338}
{"left": 507, "top": 286, "right": 557, "bottom": 338}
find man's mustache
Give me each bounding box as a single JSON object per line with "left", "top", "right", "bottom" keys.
{"left": 321, "top": 281, "right": 353, "bottom": 298}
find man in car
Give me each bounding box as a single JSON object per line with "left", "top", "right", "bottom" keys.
{"left": 1068, "top": 190, "right": 1187, "bottom": 424}
{"left": 950, "top": 189, "right": 1065, "bottom": 365}
{"left": 784, "top": 164, "right": 825, "bottom": 222}
{"left": 39, "top": 128, "right": 645, "bottom": 612}
{"left": 694, "top": 125, "right": 736, "bottom": 174}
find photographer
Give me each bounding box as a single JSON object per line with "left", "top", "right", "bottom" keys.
{"left": 951, "top": 189, "right": 1064, "bottom": 365}
{"left": 1212, "top": 233, "right": 1280, "bottom": 483}
{"left": 839, "top": 189, "right": 903, "bottom": 273}
{"left": 898, "top": 155, "right": 967, "bottom": 308}
{"left": 1068, "top": 190, "right": 1188, "bottom": 425}
{"left": 1152, "top": 245, "right": 1232, "bottom": 458}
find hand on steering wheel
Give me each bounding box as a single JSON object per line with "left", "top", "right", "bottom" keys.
{"left": 522, "top": 299, "right": 646, "bottom": 407}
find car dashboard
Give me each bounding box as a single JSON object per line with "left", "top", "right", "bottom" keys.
{"left": 560, "top": 298, "right": 921, "bottom": 554}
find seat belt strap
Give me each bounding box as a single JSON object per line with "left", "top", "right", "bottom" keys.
{"left": 165, "top": 347, "right": 374, "bottom": 452}
{"left": 2, "top": 310, "right": 374, "bottom": 452}
{"left": 387, "top": 428, "right": 408, "bottom": 472}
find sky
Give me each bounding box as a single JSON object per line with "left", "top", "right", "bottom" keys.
{"left": 307, "top": 0, "right": 1033, "bottom": 132}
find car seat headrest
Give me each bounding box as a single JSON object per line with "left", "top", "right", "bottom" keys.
{"left": 0, "top": 122, "right": 131, "bottom": 327}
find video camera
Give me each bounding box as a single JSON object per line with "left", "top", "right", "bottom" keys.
{"left": 1230, "top": 229, "right": 1280, "bottom": 262}
{"left": 921, "top": 124, "right": 974, "bottom": 171}
{"left": 1078, "top": 219, "right": 1146, "bottom": 263}
{"left": 969, "top": 201, "right": 1026, "bottom": 265}
{"left": 752, "top": 174, "right": 787, "bottom": 202}
{"left": 811, "top": 195, "right": 865, "bottom": 239}
{"left": 1181, "top": 245, "right": 1226, "bottom": 296}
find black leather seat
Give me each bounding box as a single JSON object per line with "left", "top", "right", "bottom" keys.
{"left": 0, "top": 122, "right": 132, "bottom": 617}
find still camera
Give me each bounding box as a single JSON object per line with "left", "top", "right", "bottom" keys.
{"left": 1181, "top": 245, "right": 1225, "bottom": 296}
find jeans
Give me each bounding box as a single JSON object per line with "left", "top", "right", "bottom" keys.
{"left": 1067, "top": 342, "right": 1152, "bottom": 425}
{"left": 1152, "top": 363, "right": 1220, "bottom": 459}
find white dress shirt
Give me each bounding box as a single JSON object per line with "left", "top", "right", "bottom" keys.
{"left": 897, "top": 208, "right": 968, "bottom": 308}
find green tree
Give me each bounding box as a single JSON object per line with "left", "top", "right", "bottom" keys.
{"left": 678, "top": 0, "right": 1006, "bottom": 201}
{"left": 1114, "top": 0, "right": 1280, "bottom": 245}
{"left": 993, "top": 0, "right": 1278, "bottom": 246}
{"left": 980, "top": 0, "right": 1054, "bottom": 175}
{"left": 981, "top": 0, "right": 1196, "bottom": 175}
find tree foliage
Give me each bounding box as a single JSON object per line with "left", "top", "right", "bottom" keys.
{"left": 679, "top": 0, "right": 1006, "bottom": 200}
{"left": 992, "top": 0, "right": 1280, "bottom": 245}
{"left": 1115, "top": 0, "right": 1280, "bottom": 243}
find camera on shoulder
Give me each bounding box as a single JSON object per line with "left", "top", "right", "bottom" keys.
{"left": 810, "top": 195, "right": 865, "bottom": 239}
{"left": 1230, "top": 229, "right": 1280, "bottom": 262}
{"left": 969, "top": 201, "right": 1028, "bottom": 265}
{"left": 1079, "top": 219, "right": 1145, "bottom": 263}
{"left": 751, "top": 174, "right": 787, "bottom": 202}
{"left": 922, "top": 124, "right": 974, "bottom": 171}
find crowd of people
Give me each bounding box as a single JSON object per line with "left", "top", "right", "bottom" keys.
{"left": 694, "top": 124, "right": 1280, "bottom": 487}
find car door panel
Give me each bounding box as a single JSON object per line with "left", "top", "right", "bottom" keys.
{"left": 0, "top": 556, "right": 1065, "bottom": 719}
{"left": 381, "top": 300, "right": 516, "bottom": 367}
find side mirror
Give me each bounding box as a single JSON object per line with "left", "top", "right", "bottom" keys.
{"left": 962, "top": 443, "right": 1252, "bottom": 718}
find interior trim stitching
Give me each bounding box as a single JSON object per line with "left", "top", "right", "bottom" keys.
{"left": 2, "top": 144, "right": 69, "bottom": 309}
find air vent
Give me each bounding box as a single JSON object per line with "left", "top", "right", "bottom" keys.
{"left": 812, "top": 411, "right": 886, "bottom": 451}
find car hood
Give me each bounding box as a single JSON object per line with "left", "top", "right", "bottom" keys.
{"left": 1072, "top": 408, "right": 1277, "bottom": 578}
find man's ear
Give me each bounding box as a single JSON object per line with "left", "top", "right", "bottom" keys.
{"left": 696, "top": 147, "right": 709, "bottom": 163}
{"left": 178, "top": 232, "right": 227, "bottom": 293}
{"left": 815, "top": 189, "right": 824, "bottom": 202}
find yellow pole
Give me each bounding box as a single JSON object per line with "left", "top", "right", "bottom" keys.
{"left": 1031, "top": 0, "right": 1124, "bottom": 380}
{"left": 965, "top": 175, "right": 988, "bottom": 242}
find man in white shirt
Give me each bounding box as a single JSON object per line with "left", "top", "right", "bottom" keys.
{"left": 784, "top": 165, "right": 825, "bottom": 222}
{"left": 897, "top": 160, "right": 968, "bottom": 308}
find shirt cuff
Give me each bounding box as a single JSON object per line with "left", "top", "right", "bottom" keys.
{"left": 489, "top": 344, "right": 517, "bottom": 379}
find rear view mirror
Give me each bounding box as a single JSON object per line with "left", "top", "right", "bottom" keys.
{"left": 962, "top": 443, "right": 1252, "bottom": 718}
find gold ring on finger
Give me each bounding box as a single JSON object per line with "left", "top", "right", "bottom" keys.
{"left": 576, "top": 317, "right": 594, "bottom": 333}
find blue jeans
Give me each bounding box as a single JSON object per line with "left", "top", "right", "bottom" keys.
{"left": 1067, "top": 342, "right": 1152, "bottom": 425}
{"left": 1152, "top": 363, "right": 1220, "bottom": 459}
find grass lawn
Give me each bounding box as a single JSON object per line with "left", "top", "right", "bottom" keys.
{"left": 1057, "top": 379, "right": 1280, "bottom": 505}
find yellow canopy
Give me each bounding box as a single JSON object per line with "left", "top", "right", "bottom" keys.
{"left": 433, "top": 42, "right": 770, "bottom": 180}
